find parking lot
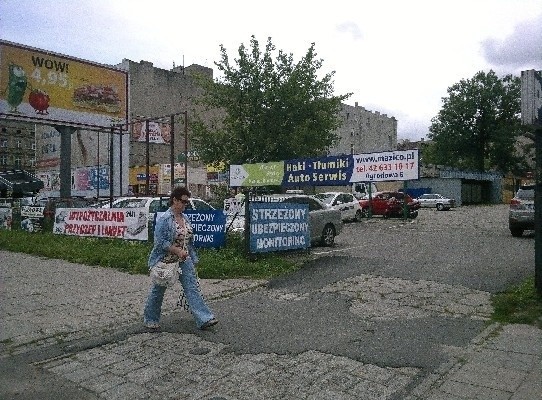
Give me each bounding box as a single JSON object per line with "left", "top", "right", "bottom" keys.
{"left": 315, "top": 204, "right": 534, "bottom": 293}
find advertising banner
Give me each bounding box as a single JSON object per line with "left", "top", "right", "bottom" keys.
{"left": 0, "top": 207, "right": 13, "bottom": 230}
{"left": 131, "top": 121, "right": 171, "bottom": 143}
{"left": 229, "top": 161, "right": 284, "bottom": 187}
{"left": 282, "top": 155, "right": 351, "bottom": 186}
{"left": 230, "top": 150, "right": 419, "bottom": 187}
{"left": 249, "top": 202, "right": 310, "bottom": 253}
{"left": 0, "top": 40, "right": 128, "bottom": 128}
{"left": 20, "top": 205, "right": 45, "bottom": 232}
{"left": 350, "top": 149, "right": 419, "bottom": 182}
{"left": 53, "top": 208, "right": 149, "bottom": 241}
{"left": 184, "top": 210, "right": 226, "bottom": 248}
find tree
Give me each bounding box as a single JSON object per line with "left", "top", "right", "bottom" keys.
{"left": 427, "top": 70, "right": 525, "bottom": 173}
{"left": 190, "top": 36, "right": 351, "bottom": 166}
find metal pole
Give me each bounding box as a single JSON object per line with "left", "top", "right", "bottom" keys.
{"left": 535, "top": 127, "right": 542, "bottom": 296}
{"left": 119, "top": 126, "right": 123, "bottom": 196}
{"left": 145, "top": 119, "right": 150, "bottom": 195}
{"left": 184, "top": 111, "right": 188, "bottom": 187}
{"left": 97, "top": 130, "right": 100, "bottom": 200}
{"left": 170, "top": 115, "right": 175, "bottom": 193}
{"left": 109, "top": 127, "right": 114, "bottom": 199}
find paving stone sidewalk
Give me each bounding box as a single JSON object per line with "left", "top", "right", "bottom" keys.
{"left": 1, "top": 250, "right": 541, "bottom": 399}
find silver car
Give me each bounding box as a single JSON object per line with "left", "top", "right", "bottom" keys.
{"left": 235, "top": 194, "right": 343, "bottom": 246}
{"left": 509, "top": 184, "right": 535, "bottom": 237}
{"left": 417, "top": 193, "right": 455, "bottom": 211}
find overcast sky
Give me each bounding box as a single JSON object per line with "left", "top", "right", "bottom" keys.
{"left": 1, "top": 0, "right": 540, "bottom": 141}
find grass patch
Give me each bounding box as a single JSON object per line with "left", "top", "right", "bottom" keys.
{"left": 491, "top": 277, "right": 542, "bottom": 329}
{"left": 0, "top": 229, "right": 307, "bottom": 279}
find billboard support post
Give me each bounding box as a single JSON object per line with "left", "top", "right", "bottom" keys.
{"left": 170, "top": 115, "right": 175, "bottom": 194}
{"left": 184, "top": 111, "right": 188, "bottom": 187}
{"left": 536, "top": 126, "right": 542, "bottom": 296}
{"left": 55, "top": 126, "right": 75, "bottom": 199}
{"left": 145, "top": 120, "right": 150, "bottom": 195}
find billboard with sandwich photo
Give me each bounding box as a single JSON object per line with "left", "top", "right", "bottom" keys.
{"left": 0, "top": 40, "right": 128, "bottom": 129}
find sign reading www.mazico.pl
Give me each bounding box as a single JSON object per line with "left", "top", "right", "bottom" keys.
{"left": 350, "top": 149, "right": 419, "bottom": 182}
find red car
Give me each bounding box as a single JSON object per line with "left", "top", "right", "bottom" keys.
{"left": 359, "top": 191, "right": 420, "bottom": 219}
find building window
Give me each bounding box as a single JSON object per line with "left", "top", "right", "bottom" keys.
{"left": 14, "top": 156, "right": 21, "bottom": 168}
{"left": 1, "top": 127, "right": 6, "bottom": 133}
{"left": 17, "top": 140, "right": 22, "bottom": 148}
{"left": 0, "top": 138, "right": 7, "bottom": 148}
{"left": 29, "top": 159, "right": 36, "bottom": 168}
{"left": 0, "top": 155, "right": 7, "bottom": 166}
{"left": 31, "top": 142, "right": 36, "bottom": 150}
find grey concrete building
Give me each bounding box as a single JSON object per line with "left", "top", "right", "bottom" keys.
{"left": 116, "top": 59, "right": 214, "bottom": 198}
{"left": 330, "top": 102, "right": 397, "bottom": 156}
{"left": 0, "top": 120, "right": 36, "bottom": 172}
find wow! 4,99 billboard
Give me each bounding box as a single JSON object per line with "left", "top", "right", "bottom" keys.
{"left": 0, "top": 40, "right": 128, "bottom": 129}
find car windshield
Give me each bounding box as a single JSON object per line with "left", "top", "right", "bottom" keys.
{"left": 314, "top": 193, "right": 334, "bottom": 205}
{"left": 517, "top": 186, "right": 535, "bottom": 200}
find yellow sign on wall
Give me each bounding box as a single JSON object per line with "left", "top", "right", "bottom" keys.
{"left": 0, "top": 40, "right": 128, "bottom": 128}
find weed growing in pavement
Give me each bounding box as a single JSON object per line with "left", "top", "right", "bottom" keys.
{"left": 491, "top": 277, "right": 542, "bottom": 329}
{"left": 0, "top": 229, "right": 306, "bottom": 279}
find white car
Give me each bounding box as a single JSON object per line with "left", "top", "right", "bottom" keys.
{"left": 417, "top": 193, "right": 455, "bottom": 211}
{"left": 313, "top": 192, "right": 363, "bottom": 222}
{"left": 101, "top": 196, "right": 215, "bottom": 221}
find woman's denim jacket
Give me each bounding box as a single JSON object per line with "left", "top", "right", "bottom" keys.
{"left": 148, "top": 208, "right": 198, "bottom": 270}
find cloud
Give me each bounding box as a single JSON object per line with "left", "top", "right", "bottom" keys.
{"left": 336, "top": 22, "right": 363, "bottom": 40}
{"left": 481, "top": 13, "right": 542, "bottom": 69}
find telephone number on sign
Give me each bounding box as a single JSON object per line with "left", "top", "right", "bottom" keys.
{"left": 355, "top": 162, "right": 416, "bottom": 173}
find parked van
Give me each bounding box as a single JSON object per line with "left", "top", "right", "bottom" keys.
{"left": 352, "top": 182, "right": 378, "bottom": 199}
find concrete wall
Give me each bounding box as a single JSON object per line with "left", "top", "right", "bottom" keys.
{"left": 330, "top": 102, "right": 397, "bottom": 156}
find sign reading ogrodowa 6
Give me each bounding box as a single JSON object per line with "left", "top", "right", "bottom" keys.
{"left": 230, "top": 150, "right": 419, "bottom": 187}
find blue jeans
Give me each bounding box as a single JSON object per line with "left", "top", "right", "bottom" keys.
{"left": 144, "top": 258, "right": 215, "bottom": 329}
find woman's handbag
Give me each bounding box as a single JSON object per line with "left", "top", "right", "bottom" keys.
{"left": 150, "top": 261, "right": 179, "bottom": 287}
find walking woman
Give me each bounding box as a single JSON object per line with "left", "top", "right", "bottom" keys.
{"left": 143, "top": 186, "right": 218, "bottom": 330}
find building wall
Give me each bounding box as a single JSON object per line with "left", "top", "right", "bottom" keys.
{"left": 118, "top": 59, "right": 212, "bottom": 168}
{"left": 0, "top": 120, "right": 36, "bottom": 172}
{"left": 118, "top": 59, "right": 213, "bottom": 196}
{"left": 330, "top": 102, "right": 397, "bottom": 156}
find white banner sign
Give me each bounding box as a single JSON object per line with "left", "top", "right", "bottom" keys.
{"left": 350, "top": 149, "right": 419, "bottom": 182}
{"left": 53, "top": 207, "right": 149, "bottom": 240}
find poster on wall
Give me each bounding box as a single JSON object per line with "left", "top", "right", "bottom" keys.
{"left": 132, "top": 121, "right": 171, "bottom": 144}
{"left": 0, "top": 40, "right": 128, "bottom": 128}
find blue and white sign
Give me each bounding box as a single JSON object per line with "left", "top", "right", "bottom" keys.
{"left": 249, "top": 202, "right": 310, "bottom": 253}
{"left": 184, "top": 210, "right": 226, "bottom": 248}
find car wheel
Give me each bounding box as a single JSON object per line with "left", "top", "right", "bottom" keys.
{"left": 320, "top": 224, "right": 336, "bottom": 246}
{"left": 361, "top": 208, "right": 369, "bottom": 218}
{"left": 409, "top": 210, "right": 418, "bottom": 219}
{"left": 510, "top": 227, "right": 524, "bottom": 237}
{"left": 354, "top": 210, "right": 363, "bottom": 222}
{"left": 436, "top": 203, "right": 444, "bottom": 211}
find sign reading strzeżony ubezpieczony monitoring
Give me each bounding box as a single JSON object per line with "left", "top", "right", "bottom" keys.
{"left": 229, "top": 149, "right": 419, "bottom": 187}
{"left": 249, "top": 202, "right": 310, "bottom": 253}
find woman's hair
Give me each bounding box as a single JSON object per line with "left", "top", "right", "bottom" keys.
{"left": 170, "top": 186, "right": 191, "bottom": 205}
